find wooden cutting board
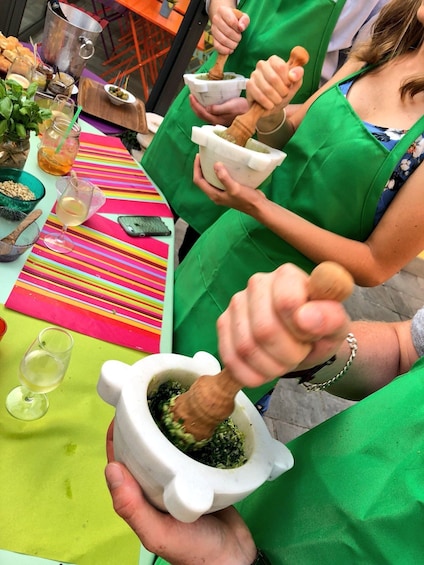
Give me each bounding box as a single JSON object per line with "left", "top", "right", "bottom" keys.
{"left": 78, "top": 77, "right": 148, "bottom": 133}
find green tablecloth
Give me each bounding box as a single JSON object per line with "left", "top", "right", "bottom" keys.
{"left": 0, "top": 305, "right": 143, "bottom": 564}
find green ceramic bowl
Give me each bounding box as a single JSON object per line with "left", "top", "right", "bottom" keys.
{"left": 0, "top": 168, "right": 46, "bottom": 213}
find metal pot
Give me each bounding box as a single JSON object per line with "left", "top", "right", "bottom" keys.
{"left": 40, "top": 2, "right": 103, "bottom": 79}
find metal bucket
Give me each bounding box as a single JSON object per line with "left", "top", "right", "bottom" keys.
{"left": 40, "top": 2, "right": 103, "bottom": 79}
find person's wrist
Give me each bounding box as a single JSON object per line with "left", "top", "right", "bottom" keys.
{"left": 256, "top": 109, "right": 286, "bottom": 135}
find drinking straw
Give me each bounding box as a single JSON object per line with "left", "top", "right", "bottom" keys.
{"left": 55, "top": 105, "right": 82, "bottom": 153}
{"left": 113, "top": 69, "right": 122, "bottom": 85}
{"left": 30, "top": 36, "right": 38, "bottom": 66}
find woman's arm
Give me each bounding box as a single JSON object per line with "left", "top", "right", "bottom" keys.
{"left": 216, "top": 264, "right": 420, "bottom": 400}
{"left": 194, "top": 155, "right": 424, "bottom": 287}
{"left": 306, "top": 319, "right": 418, "bottom": 400}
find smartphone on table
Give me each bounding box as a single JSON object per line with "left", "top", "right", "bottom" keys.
{"left": 117, "top": 215, "right": 171, "bottom": 237}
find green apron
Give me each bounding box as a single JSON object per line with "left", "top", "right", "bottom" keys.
{"left": 141, "top": 0, "right": 347, "bottom": 233}
{"left": 154, "top": 358, "right": 424, "bottom": 564}
{"left": 235, "top": 357, "right": 424, "bottom": 564}
{"left": 173, "top": 75, "right": 424, "bottom": 403}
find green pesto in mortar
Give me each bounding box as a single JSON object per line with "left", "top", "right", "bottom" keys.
{"left": 214, "top": 130, "right": 270, "bottom": 152}
{"left": 148, "top": 380, "right": 247, "bottom": 469}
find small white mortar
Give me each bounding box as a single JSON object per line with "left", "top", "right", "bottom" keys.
{"left": 184, "top": 72, "right": 246, "bottom": 106}
{"left": 98, "top": 351, "right": 294, "bottom": 523}
{"left": 192, "top": 124, "right": 287, "bottom": 190}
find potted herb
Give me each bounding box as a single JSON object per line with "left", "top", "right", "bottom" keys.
{"left": 0, "top": 79, "right": 51, "bottom": 169}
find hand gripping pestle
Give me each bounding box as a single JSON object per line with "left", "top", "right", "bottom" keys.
{"left": 170, "top": 261, "right": 354, "bottom": 443}
{"left": 207, "top": 9, "right": 244, "bottom": 80}
{"left": 222, "top": 45, "right": 309, "bottom": 146}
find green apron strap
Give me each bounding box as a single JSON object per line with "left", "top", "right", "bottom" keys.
{"left": 330, "top": 64, "right": 424, "bottom": 207}
{"left": 304, "top": 0, "right": 348, "bottom": 96}
{"left": 232, "top": 0, "right": 348, "bottom": 102}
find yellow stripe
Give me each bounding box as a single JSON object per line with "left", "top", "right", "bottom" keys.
{"left": 30, "top": 255, "right": 165, "bottom": 303}
{"left": 15, "top": 280, "right": 161, "bottom": 335}
{"left": 24, "top": 261, "right": 164, "bottom": 312}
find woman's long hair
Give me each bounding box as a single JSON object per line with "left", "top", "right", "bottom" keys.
{"left": 350, "top": 0, "right": 424, "bottom": 99}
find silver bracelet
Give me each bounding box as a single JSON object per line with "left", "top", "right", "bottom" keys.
{"left": 302, "top": 333, "right": 358, "bottom": 392}
{"left": 251, "top": 549, "right": 272, "bottom": 564}
{"left": 411, "top": 306, "right": 424, "bottom": 357}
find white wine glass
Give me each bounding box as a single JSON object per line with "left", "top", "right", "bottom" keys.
{"left": 6, "top": 327, "right": 74, "bottom": 421}
{"left": 44, "top": 175, "right": 94, "bottom": 254}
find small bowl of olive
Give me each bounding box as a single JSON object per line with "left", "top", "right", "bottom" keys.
{"left": 104, "top": 84, "right": 136, "bottom": 106}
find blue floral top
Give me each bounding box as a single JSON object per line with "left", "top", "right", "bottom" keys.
{"left": 340, "top": 80, "right": 424, "bottom": 226}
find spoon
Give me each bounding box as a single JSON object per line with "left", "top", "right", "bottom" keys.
{"left": 220, "top": 45, "right": 309, "bottom": 146}
{"left": 170, "top": 261, "right": 354, "bottom": 443}
{"left": 0, "top": 208, "right": 42, "bottom": 250}
{"left": 207, "top": 9, "right": 244, "bottom": 81}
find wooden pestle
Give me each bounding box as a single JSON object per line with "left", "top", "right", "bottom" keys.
{"left": 207, "top": 53, "right": 230, "bottom": 81}
{"left": 0, "top": 208, "right": 42, "bottom": 250}
{"left": 222, "top": 45, "right": 309, "bottom": 146}
{"left": 207, "top": 9, "right": 244, "bottom": 81}
{"left": 171, "top": 261, "right": 354, "bottom": 442}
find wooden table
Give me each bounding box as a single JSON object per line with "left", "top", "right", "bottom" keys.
{"left": 104, "top": 0, "right": 202, "bottom": 99}
{"left": 0, "top": 120, "right": 173, "bottom": 565}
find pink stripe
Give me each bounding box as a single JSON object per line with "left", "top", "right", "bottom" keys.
{"left": 6, "top": 158, "right": 170, "bottom": 354}
{"left": 7, "top": 287, "right": 160, "bottom": 353}
{"left": 18, "top": 271, "right": 163, "bottom": 328}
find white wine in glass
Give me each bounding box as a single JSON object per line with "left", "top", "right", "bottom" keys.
{"left": 6, "top": 327, "right": 74, "bottom": 421}
{"left": 44, "top": 175, "right": 94, "bottom": 253}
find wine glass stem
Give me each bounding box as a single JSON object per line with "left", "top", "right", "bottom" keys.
{"left": 56, "top": 225, "right": 68, "bottom": 242}
{"left": 21, "top": 386, "right": 36, "bottom": 403}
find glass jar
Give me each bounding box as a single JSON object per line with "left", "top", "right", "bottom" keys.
{"left": 37, "top": 117, "right": 81, "bottom": 176}
{"left": 6, "top": 56, "right": 35, "bottom": 90}
{"left": 33, "top": 62, "right": 55, "bottom": 92}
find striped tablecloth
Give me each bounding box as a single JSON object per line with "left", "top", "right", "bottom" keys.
{"left": 5, "top": 133, "right": 172, "bottom": 354}
{"left": 72, "top": 132, "right": 173, "bottom": 217}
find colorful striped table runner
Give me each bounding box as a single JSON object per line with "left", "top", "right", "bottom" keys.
{"left": 6, "top": 213, "right": 169, "bottom": 354}
{"left": 73, "top": 132, "right": 173, "bottom": 217}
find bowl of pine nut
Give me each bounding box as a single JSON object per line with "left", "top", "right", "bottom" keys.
{"left": 0, "top": 168, "right": 46, "bottom": 213}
